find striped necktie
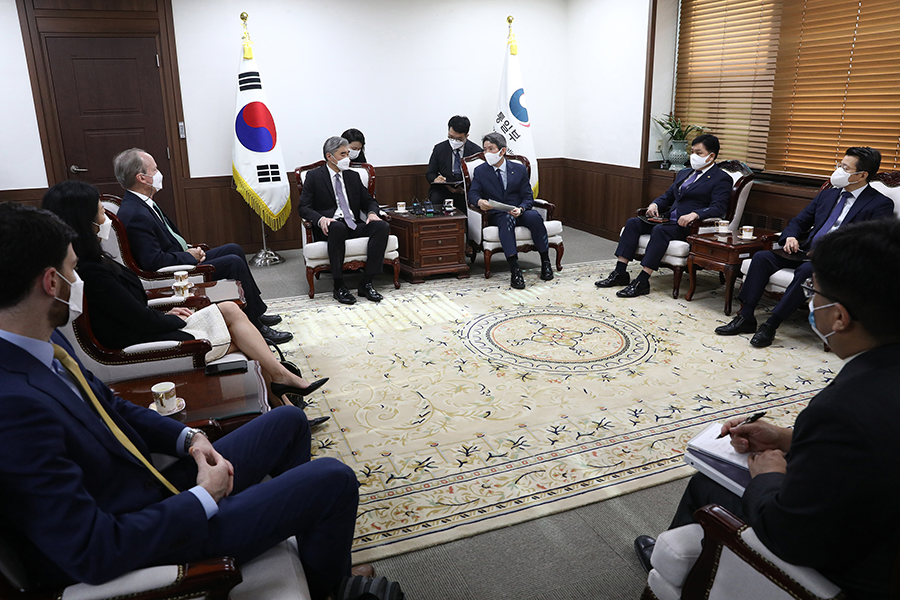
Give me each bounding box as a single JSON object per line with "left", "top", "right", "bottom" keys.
{"left": 52, "top": 344, "right": 180, "bottom": 495}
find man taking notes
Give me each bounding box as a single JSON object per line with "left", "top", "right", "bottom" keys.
{"left": 426, "top": 115, "right": 482, "bottom": 213}
{"left": 633, "top": 219, "right": 900, "bottom": 599}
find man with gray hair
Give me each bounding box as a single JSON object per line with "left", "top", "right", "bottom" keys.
{"left": 114, "top": 148, "right": 292, "bottom": 345}
{"left": 298, "top": 137, "right": 389, "bottom": 304}
{"left": 469, "top": 132, "right": 552, "bottom": 289}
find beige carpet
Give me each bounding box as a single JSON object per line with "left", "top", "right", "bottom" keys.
{"left": 266, "top": 261, "right": 842, "bottom": 562}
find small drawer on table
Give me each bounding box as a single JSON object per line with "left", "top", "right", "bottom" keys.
{"left": 421, "top": 235, "right": 459, "bottom": 250}
{"left": 420, "top": 222, "right": 461, "bottom": 235}
{"left": 420, "top": 252, "right": 459, "bottom": 266}
{"left": 693, "top": 244, "right": 736, "bottom": 262}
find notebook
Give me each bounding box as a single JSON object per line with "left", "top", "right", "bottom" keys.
{"left": 684, "top": 422, "right": 752, "bottom": 496}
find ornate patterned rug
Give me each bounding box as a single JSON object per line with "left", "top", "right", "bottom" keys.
{"left": 267, "top": 261, "right": 842, "bottom": 562}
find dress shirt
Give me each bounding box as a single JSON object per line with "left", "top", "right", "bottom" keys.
{"left": 494, "top": 159, "right": 509, "bottom": 190}
{"left": 329, "top": 167, "right": 351, "bottom": 221}
{"left": 0, "top": 328, "right": 217, "bottom": 517}
{"left": 827, "top": 184, "right": 867, "bottom": 234}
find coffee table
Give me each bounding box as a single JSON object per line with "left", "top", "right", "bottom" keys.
{"left": 109, "top": 360, "right": 269, "bottom": 435}
{"left": 685, "top": 230, "right": 778, "bottom": 315}
{"left": 388, "top": 210, "right": 470, "bottom": 283}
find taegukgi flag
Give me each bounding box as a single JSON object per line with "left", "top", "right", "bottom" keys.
{"left": 494, "top": 17, "right": 539, "bottom": 196}
{"left": 232, "top": 28, "right": 290, "bottom": 230}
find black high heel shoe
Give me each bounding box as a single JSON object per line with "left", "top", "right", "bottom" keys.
{"left": 270, "top": 378, "right": 329, "bottom": 403}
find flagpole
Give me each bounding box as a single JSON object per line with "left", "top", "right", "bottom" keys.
{"left": 250, "top": 218, "right": 285, "bottom": 266}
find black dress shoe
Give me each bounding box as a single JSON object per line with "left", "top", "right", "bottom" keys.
{"left": 750, "top": 323, "right": 777, "bottom": 348}
{"left": 540, "top": 261, "right": 554, "bottom": 281}
{"left": 258, "top": 314, "right": 282, "bottom": 326}
{"left": 358, "top": 283, "right": 383, "bottom": 302}
{"left": 258, "top": 324, "right": 293, "bottom": 345}
{"left": 595, "top": 270, "right": 630, "bottom": 288}
{"left": 271, "top": 378, "right": 329, "bottom": 406}
{"left": 510, "top": 267, "right": 525, "bottom": 289}
{"left": 309, "top": 416, "right": 330, "bottom": 428}
{"left": 616, "top": 279, "right": 650, "bottom": 298}
{"left": 634, "top": 535, "right": 656, "bottom": 573}
{"left": 715, "top": 315, "right": 758, "bottom": 336}
{"left": 333, "top": 286, "right": 357, "bottom": 305}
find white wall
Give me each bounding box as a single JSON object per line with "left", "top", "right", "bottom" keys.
{"left": 563, "top": 0, "right": 652, "bottom": 168}
{"left": 173, "top": 0, "right": 569, "bottom": 177}
{"left": 0, "top": 0, "right": 48, "bottom": 190}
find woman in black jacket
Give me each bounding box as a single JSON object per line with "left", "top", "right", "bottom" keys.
{"left": 42, "top": 181, "right": 327, "bottom": 405}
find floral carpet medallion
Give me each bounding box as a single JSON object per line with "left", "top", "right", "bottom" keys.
{"left": 267, "top": 261, "right": 843, "bottom": 562}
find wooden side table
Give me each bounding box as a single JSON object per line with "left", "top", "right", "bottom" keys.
{"left": 388, "top": 210, "right": 470, "bottom": 283}
{"left": 109, "top": 360, "right": 269, "bottom": 435}
{"left": 685, "top": 230, "right": 778, "bottom": 315}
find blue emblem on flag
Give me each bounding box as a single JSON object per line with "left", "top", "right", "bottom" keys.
{"left": 509, "top": 88, "right": 529, "bottom": 126}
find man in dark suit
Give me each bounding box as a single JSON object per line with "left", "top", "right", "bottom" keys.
{"left": 715, "top": 146, "right": 894, "bottom": 347}
{"left": 113, "top": 148, "right": 291, "bottom": 345}
{"left": 633, "top": 219, "right": 900, "bottom": 599}
{"left": 297, "top": 136, "right": 390, "bottom": 305}
{"left": 469, "top": 132, "right": 552, "bottom": 289}
{"left": 426, "top": 115, "right": 482, "bottom": 212}
{"left": 595, "top": 134, "right": 733, "bottom": 297}
{"left": 0, "top": 202, "right": 368, "bottom": 600}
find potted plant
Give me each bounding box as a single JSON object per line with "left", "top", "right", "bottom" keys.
{"left": 653, "top": 113, "right": 704, "bottom": 171}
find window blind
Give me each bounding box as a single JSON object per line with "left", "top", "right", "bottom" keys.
{"left": 673, "top": 0, "right": 782, "bottom": 169}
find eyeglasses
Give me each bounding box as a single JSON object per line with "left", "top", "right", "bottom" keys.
{"left": 834, "top": 163, "right": 859, "bottom": 174}
{"left": 801, "top": 278, "right": 856, "bottom": 317}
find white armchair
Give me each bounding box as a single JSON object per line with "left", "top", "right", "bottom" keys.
{"left": 642, "top": 505, "right": 842, "bottom": 600}
{"left": 461, "top": 152, "right": 564, "bottom": 278}
{"left": 294, "top": 162, "right": 401, "bottom": 298}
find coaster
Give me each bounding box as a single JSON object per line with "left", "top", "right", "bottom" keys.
{"left": 150, "top": 397, "right": 185, "bottom": 416}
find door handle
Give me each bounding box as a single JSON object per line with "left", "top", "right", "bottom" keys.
{"left": 69, "top": 165, "right": 88, "bottom": 173}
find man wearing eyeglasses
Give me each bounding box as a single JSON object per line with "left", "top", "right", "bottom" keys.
{"left": 635, "top": 219, "right": 900, "bottom": 598}
{"left": 426, "top": 115, "right": 482, "bottom": 213}
{"left": 715, "top": 146, "right": 894, "bottom": 347}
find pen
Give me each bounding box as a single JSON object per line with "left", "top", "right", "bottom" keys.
{"left": 716, "top": 411, "right": 766, "bottom": 439}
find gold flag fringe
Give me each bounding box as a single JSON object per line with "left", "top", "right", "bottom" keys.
{"left": 232, "top": 165, "right": 291, "bottom": 231}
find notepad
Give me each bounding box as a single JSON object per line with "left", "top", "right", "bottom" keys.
{"left": 687, "top": 422, "right": 751, "bottom": 470}
{"left": 684, "top": 422, "right": 752, "bottom": 496}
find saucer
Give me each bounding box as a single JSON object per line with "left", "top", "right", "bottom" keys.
{"left": 395, "top": 209, "right": 408, "bottom": 213}
{"left": 739, "top": 235, "right": 757, "bottom": 240}
{"left": 151, "top": 397, "right": 185, "bottom": 416}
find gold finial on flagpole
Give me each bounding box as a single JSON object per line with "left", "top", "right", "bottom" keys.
{"left": 507, "top": 15, "right": 518, "bottom": 56}
{"left": 241, "top": 12, "right": 253, "bottom": 59}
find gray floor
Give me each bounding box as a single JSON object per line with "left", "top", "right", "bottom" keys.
{"left": 250, "top": 229, "right": 687, "bottom": 599}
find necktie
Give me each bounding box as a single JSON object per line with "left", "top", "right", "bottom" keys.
{"left": 495, "top": 167, "right": 505, "bottom": 190}
{"left": 52, "top": 344, "right": 180, "bottom": 495}
{"left": 811, "top": 191, "right": 852, "bottom": 247}
{"left": 149, "top": 201, "right": 189, "bottom": 251}
{"left": 452, "top": 149, "right": 462, "bottom": 176}
{"left": 679, "top": 170, "right": 701, "bottom": 191}
{"left": 334, "top": 174, "right": 357, "bottom": 230}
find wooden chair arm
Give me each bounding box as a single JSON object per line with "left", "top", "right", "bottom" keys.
{"left": 138, "top": 264, "right": 217, "bottom": 283}
{"left": 168, "top": 558, "right": 241, "bottom": 600}
{"left": 533, "top": 198, "right": 556, "bottom": 220}
{"left": 148, "top": 296, "right": 212, "bottom": 312}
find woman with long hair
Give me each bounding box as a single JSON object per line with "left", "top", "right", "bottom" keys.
{"left": 42, "top": 180, "right": 327, "bottom": 414}
{"left": 341, "top": 128, "right": 368, "bottom": 163}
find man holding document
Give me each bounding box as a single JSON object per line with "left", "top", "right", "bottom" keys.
{"left": 635, "top": 219, "right": 900, "bottom": 599}
{"left": 469, "top": 132, "right": 552, "bottom": 289}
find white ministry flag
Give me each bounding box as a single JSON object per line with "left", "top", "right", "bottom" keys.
{"left": 494, "top": 17, "right": 539, "bottom": 195}
{"left": 232, "top": 32, "right": 290, "bottom": 230}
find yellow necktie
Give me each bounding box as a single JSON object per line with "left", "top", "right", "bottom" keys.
{"left": 52, "top": 344, "right": 180, "bottom": 495}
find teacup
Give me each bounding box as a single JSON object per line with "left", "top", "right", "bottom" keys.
{"left": 173, "top": 270, "right": 189, "bottom": 283}
{"left": 396, "top": 201, "right": 407, "bottom": 213}
{"left": 444, "top": 199, "right": 454, "bottom": 211}
{"left": 151, "top": 381, "right": 177, "bottom": 413}
{"left": 740, "top": 225, "right": 755, "bottom": 239}
{"left": 717, "top": 220, "right": 730, "bottom": 234}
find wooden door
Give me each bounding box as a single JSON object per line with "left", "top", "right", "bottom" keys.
{"left": 45, "top": 36, "right": 177, "bottom": 221}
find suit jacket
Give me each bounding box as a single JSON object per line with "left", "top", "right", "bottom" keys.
{"left": 652, "top": 164, "right": 732, "bottom": 222}
{"left": 79, "top": 258, "right": 189, "bottom": 349}
{"left": 117, "top": 190, "right": 196, "bottom": 271}
{"left": 426, "top": 139, "right": 482, "bottom": 184}
{"left": 297, "top": 165, "right": 379, "bottom": 229}
{"left": 743, "top": 344, "right": 900, "bottom": 599}
{"left": 0, "top": 331, "right": 205, "bottom": 589}
{"left": 468, "top": 160, "right": 534, "bottom": 215}
{"left": 780, "top": 184, "right": 895, "bottom": 251}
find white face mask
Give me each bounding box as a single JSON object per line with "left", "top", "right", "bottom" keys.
{"left": 54, "top": 271, "right": 84, "bottom": 323}
{"left": 807, "top": 298, "right": 837, "bottom": 344}
{"left": 94, "top": 216, "right": 112, "bottom": 241}
{"left": 349, "top": 149, "right": 361, "bottom": 160}
{"left": 448, "top": 138, "right": 466, "bottom": 151}
{"left": 144, "top": 170, "right": 163, "bottom": 192}
{"left": 334, "top": 157, "right": 351, "bottom": 171}
{"left": 690, "top": 153, "right": 712, "bottom": 170}
{"left": 485, "top": 151, "right": 503, "bottom": 166}
{"left": 829, "top": 167, "right": 856, "bottom": 189}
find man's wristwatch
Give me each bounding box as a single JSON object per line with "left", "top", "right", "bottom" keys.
{"left": 183, "top": 427, "right": 208, "bottom": 454}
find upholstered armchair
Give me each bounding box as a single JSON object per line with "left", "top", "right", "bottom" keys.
{"left": 641, "top": 504, "right": 843, "bottom": 600}
{"left": 293, "top": 162, "right": 401, "bottom": 298}
{"left": 631, "top": 161, "right": 755, "bottom": 298}
{"left": 100, "top": 195, "right": 215, "bottom": 291}
{"left": 461, "top": 152, "right": 564, "bottom": 278}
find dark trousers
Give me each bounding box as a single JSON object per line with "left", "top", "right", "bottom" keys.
{"left": 616, "top": 218, "right": 690, "bottom": 271}
{"left": 737, "top": 251, "right": 814, "bottom": 320}
{"left": 314, "top": 219, "right": 390, "bottom": 280}
{"left": 669, "top": 473, "right": 745, "bottom": 529}
{"left": 204, "top": 243, "right": 266, "bottom": 322}
{"left": 162, "top": 406, "right": 359, "bottom": 600}
{"left": 429, "top": 184, "right": 467, "bottom": 213}
{"left": 488, "top": 209, "right": 549, "bottom": 257}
